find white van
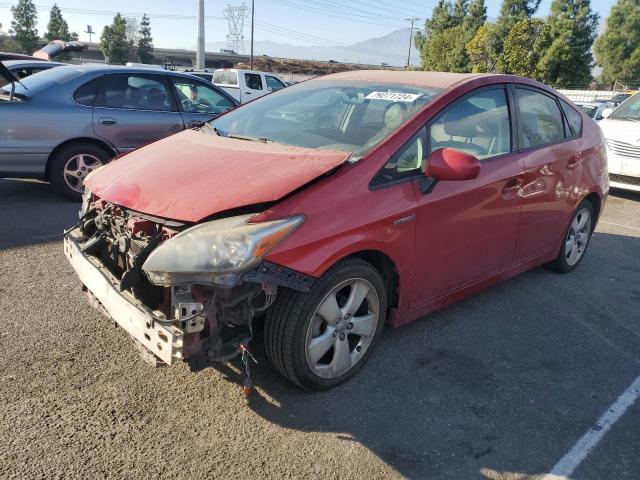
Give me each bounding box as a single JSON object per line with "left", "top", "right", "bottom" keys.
{"left": 599, "top": 93, "right": 640, "bottom": 192}
{"left": 212, "top": 69, "right": 287, "bottom": 103}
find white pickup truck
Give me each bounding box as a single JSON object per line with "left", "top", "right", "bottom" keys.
{"left": 211, "top": 69, "right": 288, "bottom": 103}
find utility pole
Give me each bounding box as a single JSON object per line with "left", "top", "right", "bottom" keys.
{"left": 196, "top": 0, "right": 205, "bottom": 70}
{"left": 406, "top": 17, "right": 419, "bottom": 69}
{"left": 250, "top": 0, "right": 255, "bottom": 69}
{"left": 84, "top": 25, "right": 94, "bottom": 43}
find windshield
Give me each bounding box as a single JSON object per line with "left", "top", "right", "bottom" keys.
{"left": 578, "top": 104, "right": 597, "bottom": 118}
{"left": 0, "top": 65, "right": 84, "bottom": 97}
{"left": 609, "top": 93, "right": 640, "bottom": 121}
{"left": 209, "top": 80, "right": 441, "bottom": 156}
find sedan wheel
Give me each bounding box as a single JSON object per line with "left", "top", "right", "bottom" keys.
{"left": 265, "top": 258, "right": 387, "bottom": 390}
{"left": 63, "top": 154, "right": 104, "bottom": 193}
{"left": 305, "top": 278, "right": 380, "bottom": 379}
{"left": 564, "top": 207, "right": 592, "bottom": 266}
{"left": 547, "top": 199, "right": 595, "bottom": 273}
{"left": 49, "top": 142, "right": 113, "bottom": 201}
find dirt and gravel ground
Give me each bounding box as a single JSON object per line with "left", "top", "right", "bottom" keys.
{"left": 1, "top": 179, "right": 639, "bottom": 480}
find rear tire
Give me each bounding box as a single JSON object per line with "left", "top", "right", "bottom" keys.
{"left": 49, "top": 142, "right": 112, "bottom": 201}
{"left": 547, "top": 199, "right": 594, "bottom": 273}
{"left": 264, "top": 258, "right": 387, "bottom": 390}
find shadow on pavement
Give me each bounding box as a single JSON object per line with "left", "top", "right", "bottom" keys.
{"left": 213, "top": 231, "right": 639, "bottom": 479}
{"left": 0, "top": 179, "right": 78, "bottom": 250}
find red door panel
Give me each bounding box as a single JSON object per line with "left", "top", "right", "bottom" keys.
{"left": 409, "top": 153, "right": 524, "bottom": 307}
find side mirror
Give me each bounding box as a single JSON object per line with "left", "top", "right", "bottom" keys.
{"left": 601, "top": 108, "right": 614, "bottom": 119}
{"left": 426, "top": 148, "right": 481, "bottom": 181}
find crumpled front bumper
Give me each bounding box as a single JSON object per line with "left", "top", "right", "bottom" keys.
{"left": 63, "top": 230, "right": 184, "bottom": 365}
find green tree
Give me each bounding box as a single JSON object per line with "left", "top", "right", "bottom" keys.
{"left": 100, "top": 13, "right": 129, "bottom": 65}
{"left": 415, "top": 0, "right": 485, "bottom": 72}
{"left": 498, "top": 18, "right": 551, "bottom": 81}
{"left": 11, "top": 0, "right": 39, "bottom": 54}
{"left": 467, "top": 23, "right": 494, "bottom": 72}
{"left": 0, "top": 22, "right": 23, "bottom": 53}
{"left": 45, "top": 4, "right": 78, "bottom": 42}
{"left": 491, "top": 0, "right": 541, "bottom": 61}
{"left": 594, "top": 0, "right": 640, "bottom": 86}
{"left": 538, "top": 0, "right": 598, "bottom": 87}
{"left": 45, "top": 4, "right": 78, "bottom": 60}
{"left": 137, "top": 14, "right": 155, "bottom": 64}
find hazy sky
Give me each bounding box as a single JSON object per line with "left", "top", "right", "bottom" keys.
{"left": 0, "top": 0, "right": 618, "bottom": 51}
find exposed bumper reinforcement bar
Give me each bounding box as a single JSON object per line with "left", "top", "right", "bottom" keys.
{"left": 63, "top": 232, "right": 183, "bottom": 365}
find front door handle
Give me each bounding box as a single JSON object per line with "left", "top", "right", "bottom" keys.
{"left": 501, "top": 178, "right": 522, "bottom": 198}
{"left": 99, "top": 117, "right": 117, "bottom": 125}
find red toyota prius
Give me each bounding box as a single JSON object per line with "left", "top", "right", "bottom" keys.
{"left": 64, "top": 71, "right": 608, "bottom": 391}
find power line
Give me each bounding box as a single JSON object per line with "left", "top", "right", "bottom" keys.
{"left": 263, "top": 0, "right": 405, "bottom": 28}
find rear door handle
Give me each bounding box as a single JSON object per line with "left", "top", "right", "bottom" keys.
{"left": 98, "top": 117, "right": 117, "bottom": 125}
{"left": 567, "top": 153, "right": 582, "bottom": 169}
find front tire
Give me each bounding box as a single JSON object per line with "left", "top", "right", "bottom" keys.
{"left": 49, "top": 143, "right": 112, "bottom": 201}
{"left": 547, "top": 200, "right": 594, "bottom": 273}
{"left": 264, "top": 258, "right": 387, "bottom": 390}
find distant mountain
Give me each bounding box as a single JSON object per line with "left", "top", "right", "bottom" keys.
{"left": 201, "top": 28, "right": 421, "bottom": 67}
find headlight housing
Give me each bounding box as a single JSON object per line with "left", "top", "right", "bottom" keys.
{"left": 142, "top": 214, "right": 304, "bottom": 286}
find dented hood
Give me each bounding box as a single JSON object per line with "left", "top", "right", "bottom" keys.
{"left": 85, "top": 129, "right": 350, "bottom": 222}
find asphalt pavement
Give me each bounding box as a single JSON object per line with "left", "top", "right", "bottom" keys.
{"left": 1, "top": 178, "right": 639, "bottom": 479}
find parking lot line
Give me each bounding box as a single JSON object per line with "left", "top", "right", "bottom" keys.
{"left": 541, "top": 375, "right": 640, "bottom": 480}
{"left": 599, "top": 220, "right": 640, "bottom": 232}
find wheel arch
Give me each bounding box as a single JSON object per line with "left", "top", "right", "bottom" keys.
{"left": 583, "top": 191, "right": 602, "bottom": 226}
{"left": 342, "top": 250, "right": 400, "bottom": 312}
{"left": 45, "top": 137, "right": 117, "bottom": 179}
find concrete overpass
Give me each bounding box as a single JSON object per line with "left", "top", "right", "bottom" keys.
{"left": 72, "top": 42, "right": 250, "bottom": 69}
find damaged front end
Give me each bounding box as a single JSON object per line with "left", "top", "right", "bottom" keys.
{"left": 64, "top": 190, "right": 313, "bottom": 374}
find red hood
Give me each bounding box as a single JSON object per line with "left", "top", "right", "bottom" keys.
{"left": 85, "top": 130, "right": 350, "bottom": 222}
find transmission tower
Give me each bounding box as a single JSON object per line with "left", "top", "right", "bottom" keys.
{"left": 223, "top": 3, "right": 249, "bottom": 54}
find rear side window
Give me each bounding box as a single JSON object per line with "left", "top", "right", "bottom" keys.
{"left": 73, "top": 77, "right": 101, "bottom": 106}
{"left": 560, "top": 99, "right": 583, "bottom": 137}
{"left": 244, "top": 73, "right": 263, "bottom": 90}
{"left": 430, "top": 87, "right": 511, "bottom": 160}
{"left": 212, "top": 71, "right": 238, "bottom": 85}
{"left": 515, "top": 88, "right": 564, "bottom": 149}
{"left": 96, "top": 74, "right": 175, "bottom": 112}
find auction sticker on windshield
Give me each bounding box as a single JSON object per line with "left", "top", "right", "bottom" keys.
{"left": 365, "top": 91, "right": 422, "bottom": 102}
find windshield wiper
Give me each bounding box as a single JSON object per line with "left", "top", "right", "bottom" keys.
{"left": 213, "top": 126, "right": 271, "bottom": 143}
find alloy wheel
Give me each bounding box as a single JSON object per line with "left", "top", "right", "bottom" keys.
{"left": 564, "top": 207, "right": 592, "bottom": 266}
{"left": 304, "top": 278, "right": 380, "bottom": 379}
{"left": 63, "top": 154, "right": 103, "bottom": 193}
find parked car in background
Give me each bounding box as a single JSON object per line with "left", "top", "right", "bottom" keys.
{"left": 575, "top": 100, "right": 614, "bottom": 121}
{"left": 0, "top": 63, "right": 238, "bottom": 199}
{"left": 213, "top": 68, "right": 287, "bottom": 103}
{"left": 64, "top": 71, "right": 607, "bottom": 391}
{"left": 0, "top": 59, "right": 65, "bottom": 87}
{"left": 599, "top": 92, "right": 640, "bottom": 192}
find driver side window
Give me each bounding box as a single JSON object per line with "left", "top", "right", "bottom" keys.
{"left": 170, "top": 78, "right": 235, "bottom": 114}
{"left": 429, "top": 87, "right": 511, "bottom": 160}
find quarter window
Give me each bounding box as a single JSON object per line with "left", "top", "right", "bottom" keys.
{"left": 97, "top": 74, "right": 174, "bottom": 111}
{"left": 559, "top": 99, "right": 582, "bottom": 138}
{"left": 73, "top": 77, "right": 101, "bottom": 106}
{"left": 430, "top": 87, "right": 511, "bottom": 160}
{"left": 370, "top": 127, "right": 426, "bottom": 188}
{"left": 515, "top": 88, "right": 564, "bottom": 148}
